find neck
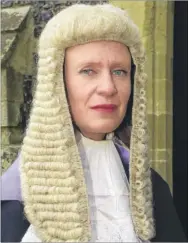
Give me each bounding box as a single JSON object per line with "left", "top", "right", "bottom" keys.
{"left": 81, "top": 131, "right": 106, "bottom": 141}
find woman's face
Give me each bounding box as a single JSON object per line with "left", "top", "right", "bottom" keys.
{"left": 65, "top": 41, "right": 131, "bottom": 140}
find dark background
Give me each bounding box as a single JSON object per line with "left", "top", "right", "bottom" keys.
{"left": 173, "top": 1, "right": 188, "bottom": 238}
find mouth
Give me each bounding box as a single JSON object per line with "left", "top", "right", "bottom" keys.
{"left": 91, "top": 104, "right": 117, "bottom": 112}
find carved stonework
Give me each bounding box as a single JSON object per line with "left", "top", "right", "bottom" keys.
{"left": 1, "top": 5, "right": 33, "bottom": 173}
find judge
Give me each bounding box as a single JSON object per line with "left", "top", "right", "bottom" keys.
{"left": 1, "top": 3, "right": 187, "bottom": 242}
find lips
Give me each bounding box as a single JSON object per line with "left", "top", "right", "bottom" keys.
{"left": 91, "top": 104, "right": 117, "bottom": 112}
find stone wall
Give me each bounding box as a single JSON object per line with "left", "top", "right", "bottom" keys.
{"left": 1, "top": 5, "right": 33, "bottom": 172}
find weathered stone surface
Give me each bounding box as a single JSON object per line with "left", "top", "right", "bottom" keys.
{"left": 1, "top": 68, "right": 24, "bottom": 102}
{"left": 6, "top": 67, "right": 24, "bottom": 102}
{"left": 13, "top": 0, "right": 33, "bottom": 5}
{"left": 1, "top": 0, "right": 33, "bottom": 8}
{"left": 143, "top": 1, "right": 155, "bottom": 37}
{"left": 1, "top": 0, "right": 13, "bottom": 8}
{"left": 1, "top": 32, "right": 17, "bottom": 65}
{"left": 1, "top": 146, "right": 20, "bottom": 174}
{"left": 1, "top": 69, "right": 7, "bottom": 101}
{"left": 1, "top": 127, "right": 24, "bottom": 146}
{"left": 1, "top": 126, "right": 23, "bottom": 149}
{"left": 110, "top": 0, "right": 146, "bottom": 34}
{"left": 79, "top": 0, "right": 108, "bottom": 4}
{"left": 1, "top": 6, "right": 33, "bottom": 65}
{"left": 1, "top": 6, "right": 31, "bottom": 31}
{"left": 1, "top": 101, "right": 22, "bottom": 127}
{"left": 10, "top": 127, "right": 24, "bottom": 144}
{"left": 43, "top": 3, "right": 53, "bottom": 9}
{"left": 1, "top": 127, "right": 11, "bottom": 145}
{"left": 33, "top": 52, "right": 38, "bottom": 65}
{"left": 9, "top": 21, "right": 34, "bottom": 75}
{"left": 34, "top": 25, "right": 43, "bottom": 38}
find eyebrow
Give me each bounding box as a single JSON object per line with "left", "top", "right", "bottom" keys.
{"left": 77, "top": 60, "right": 131, "bottom": 70}
{"left": 77, "top": 61, "right": 101, "bottom": 68}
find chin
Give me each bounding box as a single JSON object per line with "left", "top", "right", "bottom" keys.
{"left": 90, "top": 121, "right": 119, "bottom": 134}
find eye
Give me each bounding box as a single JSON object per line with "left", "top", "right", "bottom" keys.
{"left": 80, "top": 69, "right": 95, "bottom": 76}
{"left": 112, "top": 70, "right": 128, "bottom": 76}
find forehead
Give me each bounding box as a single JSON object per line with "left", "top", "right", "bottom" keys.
{"left": 65, "top": 41, "right": 131, "bottom": 67}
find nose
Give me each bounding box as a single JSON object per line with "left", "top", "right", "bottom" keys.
{"left": 97, "top": 71, "right": 117, "bottom": 96}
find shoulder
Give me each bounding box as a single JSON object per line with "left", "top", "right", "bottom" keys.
{"left": 1, "top": 200, "right": 30, "bottom": 242}
{"left": 151, "top": 168, "right": 169, "bottom": 189}
{"left": 150, "top": 169, "right": 187, "bottom": 242}
{"left": 150, "top": 168, "right": 172, "bottom": 200}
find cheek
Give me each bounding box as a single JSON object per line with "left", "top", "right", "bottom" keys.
{"left": 66, "top": 79, "right": 80, "bottom": 103}
{"left": 68, "top": 90, "right": 82, "bottom": 109}
{"left": 66, "top": 84, "right": 88, "bottom": 112}
{"left": 118, "top": 84, "right": 131, "bottom": 108}
{"left": 67, "top": 80, "right": 94, "bottom": 107}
